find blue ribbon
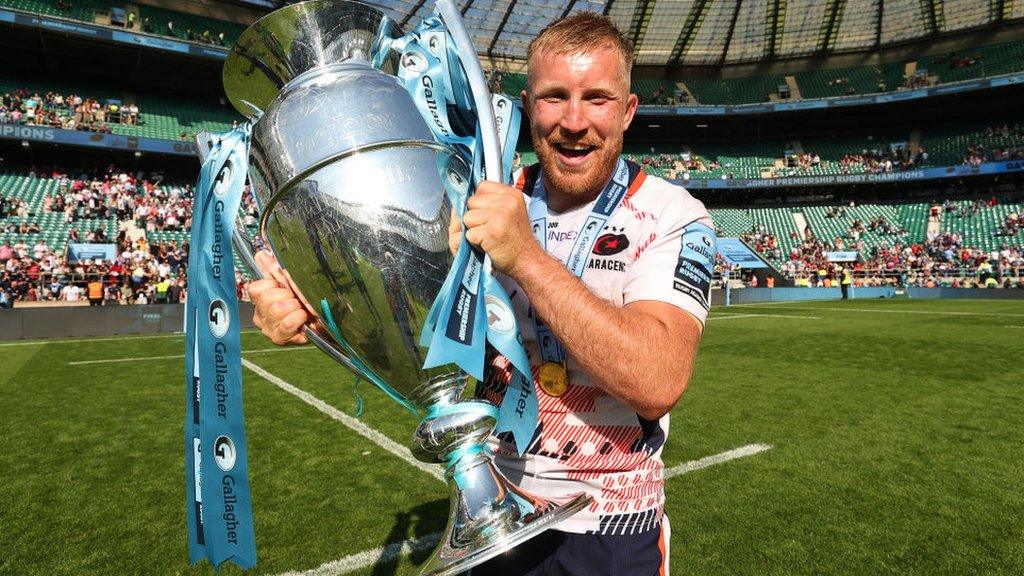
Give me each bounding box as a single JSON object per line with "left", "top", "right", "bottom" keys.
{"left": 184, "top": 126, "right": 257, "bottom": 570}
{"left": 527, "top": 158, "right": 632, "bottom": 367}
{"left": 384, "top": 16, "right": 538, "bottom": 454}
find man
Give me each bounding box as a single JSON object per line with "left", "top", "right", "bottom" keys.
{"left": 87, "top": 278, "right": 104, "bottom": 306}
{"left": 249, "top": 13, "right": 713, "bottom": 575}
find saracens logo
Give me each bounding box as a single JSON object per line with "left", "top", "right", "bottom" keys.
{"left": 592, "top": 227, "right": 630, "bottom": 256}
{"left": 208, "top": 299, "right": 229, "bottom": 338}
{"left": 213, "top": 435, "right": 237, "bottom": 472}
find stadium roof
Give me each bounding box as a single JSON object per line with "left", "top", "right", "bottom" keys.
{"left": 351, "top": 0, "right": 1024, "bottom": 65}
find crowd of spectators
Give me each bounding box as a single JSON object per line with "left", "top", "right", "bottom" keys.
{"left": 963, "top": 124, "right": 1024, "bottom": 165}
{"left": 745, "top": 207, "right": 1023, "bottom": 288}
{"left": 0, "top": 87, "right": 140, "bottom": 134}
{"left": 838, "top": 145, "right": 928, "bottom": 174}
{"left": 0, "top": 165, "right": 259, "bottom": 308}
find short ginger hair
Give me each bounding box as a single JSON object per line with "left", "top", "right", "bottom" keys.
{"left": 526, "top": 12, "right": 634, "bottom": 82}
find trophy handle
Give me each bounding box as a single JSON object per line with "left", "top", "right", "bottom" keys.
{"left": 435, "top": 0, "right": 502, "bottom": 184}
{"left": 194, "top": 131, "right": 366, "bottom": 377}
{"left": 436, "top": 0, "right": 503, "bottom": 277}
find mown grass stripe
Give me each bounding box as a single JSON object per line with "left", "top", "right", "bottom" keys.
{"left": 240, "top": 358, "right": 446, "bottom": 483}
{"left": 735, "top": 304, "right": 1024, "bottom": 317}
{"left": 67, "top": 347, "right": 308, "bottom": 365}
{"left": 275, "top": 444, "right": 772, "bottom": 576}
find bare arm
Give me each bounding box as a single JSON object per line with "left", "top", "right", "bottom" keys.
{"left": 509, "top": 246, "right": 702, "bottom": 420}
{"left": 464, "top": 181, "right": 704, "bottom": 420}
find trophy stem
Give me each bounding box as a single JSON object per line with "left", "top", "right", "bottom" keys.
{"left": 409, "top": 373, "right": 593, "bottom": 576}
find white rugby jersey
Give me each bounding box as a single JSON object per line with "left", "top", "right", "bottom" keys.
{"left": 477, "top": 162, "right": 715, "bottom": 535}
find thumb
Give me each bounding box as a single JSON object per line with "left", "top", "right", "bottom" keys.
{"left": 254, "top": 248, "right": 288, "bottom": 286}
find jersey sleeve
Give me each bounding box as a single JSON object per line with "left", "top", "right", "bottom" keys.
{"left": 622, "top": 196, "right": 716, "bottom": 326}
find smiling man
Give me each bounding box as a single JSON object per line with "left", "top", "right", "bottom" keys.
{"left": 454, "top": 13, "right": 716, "bottom": 576}
{"left": 248, "top": 12, "right": 715, "bottom": 576}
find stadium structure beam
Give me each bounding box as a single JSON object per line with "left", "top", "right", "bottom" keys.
{"left": 461, "top": 0, "right": 474, "bottom": 16}
{"left": 717, "top": 0, "right": 744, "bottom": 66}
{"left": 766, "top": 0, "right": 785, "bottom": 59}
{"left": 994, "top": 0, "right": 1006, "bottom": 22}
{"left": 602, "top": 0, "right": 614, "bottom": 17}
{"left": 399, "top": 0, "right": 428, "bottom": 28}
{"left": 922, "top": 0, "right": 939, "bottom": 35}
{"left": 487, "top": 0, "right": 518, "bottom": 57}
{"left": 875, "top": 0, "right": 884, "bottom": 49}
{"left": 816, "top": 0, "right": 845, "bottom": 53}
{"left": 628, "top": 0, "right": 656, "bottom": 48}
{"left": 667, "top": 0, "right": 712, "bottom": 66}
{"left": 559, "top": 0, "right": 580, "bottom": 20}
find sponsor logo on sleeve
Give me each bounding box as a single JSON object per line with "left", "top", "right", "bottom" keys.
{"left": 673, "top": 222, "right": 715, "bottom": 310}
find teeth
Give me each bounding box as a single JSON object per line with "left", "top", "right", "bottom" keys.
{"left": 561, "top": 145, "right": 590, "bottom": 151}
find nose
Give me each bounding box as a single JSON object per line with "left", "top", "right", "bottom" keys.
{"left": 558, "top": 98, "right": 588, "bottom": 135}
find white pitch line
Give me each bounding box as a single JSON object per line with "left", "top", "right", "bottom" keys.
{"left": 709, "top": 313, "right": 819, "bottom": 321}
{"left": 734, "top": 304, "right": 1024, "bottom": 318}
{"left": 1006, "top": 325, "right": 1024, "bottom": 329}
{"left": 67, "top": 347, "right": 309, "bottom": 365}
{"left": 0, "top": 328, "right": 261, "bottom": 348}
{"left": 273, "top": 533, "right": 443, "bottom": 576}
{"left": 273, "top": 443, "right": 772, "bottom": 576}
{"left": 665, "top": 443, "right": 773, "bottom": 479}
{"left": 0, "top": 332, "right": 185, "bottom": 347}
{"left": 241, "top": 358, "right": 445, "bottom": 483}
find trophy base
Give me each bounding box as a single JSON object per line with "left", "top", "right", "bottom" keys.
{"left": 418, "top": 457, "right": 592, "bottom": 576}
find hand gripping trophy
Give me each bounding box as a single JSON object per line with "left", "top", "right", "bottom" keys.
{"left": 184, "top": 1, "right": 591, "bottom": 574}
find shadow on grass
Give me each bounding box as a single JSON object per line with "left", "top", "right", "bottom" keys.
{"left": 370, "top": 497, "right": 448, "bottom": 576}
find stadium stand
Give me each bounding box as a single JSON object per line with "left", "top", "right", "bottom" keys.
{"left": 0, "top": 165, "right": 257, "bottom": 305}
{"left": 612, "top": 38, "right": 1024, "bottom": 106}
{"left": 707, "top": 198, "right": 1023, "bottom": 287}
{"left": 1, "top": 79, "right": 242, "bottom": 141}
{"left": 0, "top": 0, "right": 245, "bottom": 46}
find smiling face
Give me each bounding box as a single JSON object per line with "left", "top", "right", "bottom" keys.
{"left": 523, "top": 45, "right": 638, "bottom": 210}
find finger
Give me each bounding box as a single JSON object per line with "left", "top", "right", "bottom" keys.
{"left": 465, "top": 226, "right": 485, "bottom": 248}
{"left": 254, "top": 248, "right": 290, "bottom": 286}
{"left": 253, "top": 248, "right": 278, "bottom": 278}
{"left": 272, "top": 307, "right": 310, "bottom": 345}
{"left": 269, "top": 294, "right": 304, "bottom": 321}
{"left": 246, "top": 278, "right": 282, "bottom": 301}
{"left": 250, "top": 285, "right": 292, "bottom": 309}
{"left": 462, "top": 207, "right": 489, "bottom": 228}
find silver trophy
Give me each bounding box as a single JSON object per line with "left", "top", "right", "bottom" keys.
{"left": 216, "top": 1, "right": 590, "bottom": 574}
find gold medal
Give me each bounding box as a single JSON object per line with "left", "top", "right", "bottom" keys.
{"left": 538, "top": 361, "right": 569, "bottom": 397}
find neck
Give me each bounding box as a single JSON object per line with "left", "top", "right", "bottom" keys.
{"left": 542, "top": 177, "right": 601, "bottom": 213}
{"left": 540, "top": 158, "right": 621, "bottom": 213}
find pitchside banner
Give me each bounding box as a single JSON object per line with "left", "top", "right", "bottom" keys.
{"left": 717, "top": 237, "right": 769, "bottom": 268}
{"left": 184, "top": 127, "right": 256, "bottom": 569}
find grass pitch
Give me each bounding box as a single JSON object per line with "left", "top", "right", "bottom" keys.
{"left": 1, "top": 298, "right": 1023, "bottom": 576}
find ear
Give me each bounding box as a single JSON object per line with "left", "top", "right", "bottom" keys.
{"left": 622, "top": 93, "right": 639, "bottom": 132}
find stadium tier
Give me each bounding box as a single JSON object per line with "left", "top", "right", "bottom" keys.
{"left": 1, "top": 77, "right": 242, "bottom": 141}
{"left": 709, "top": 199, "right": 1023, "bottom": 278}
{"left": 497, "top": 39, "right": 1024, "bottom": 106}
{"left": 0, "top": 0, "right": 245, "bottom": 46}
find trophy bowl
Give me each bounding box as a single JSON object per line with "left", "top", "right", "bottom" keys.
{"left": 222, "top": 1, "right": 590, "bottom": 574}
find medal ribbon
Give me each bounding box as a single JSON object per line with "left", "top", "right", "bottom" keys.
{"left": 378, "top": 16, "right": 537, "bottom": 454}
{"left": 527, "top": 158, "right": 632, "bottom": 366}
{"left": 184, "top": 125, "right": 257, "bottom": 570}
